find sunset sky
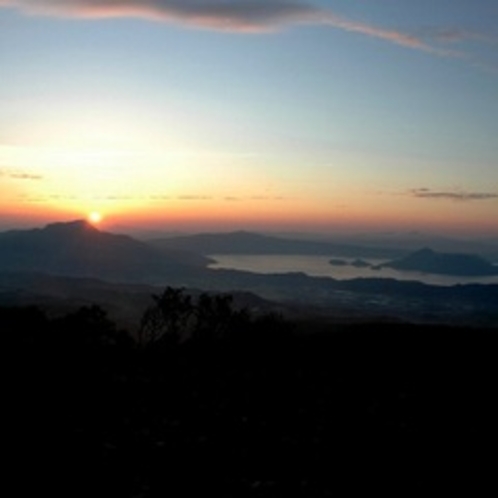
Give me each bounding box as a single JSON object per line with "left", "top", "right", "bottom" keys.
{"left": 1, "top": 1, "right": 497, "bottom": 235}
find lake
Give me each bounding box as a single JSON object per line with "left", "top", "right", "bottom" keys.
{"left": 209, "top": 254, "right": 498, "bottom": 287}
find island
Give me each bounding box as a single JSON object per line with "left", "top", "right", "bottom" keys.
{"left": 350, "top": 258, "right": 371, "bottom": 268}
{"left": 380, "top": 248, "right": 498, "bottom": 277}
{"left": 329, "top": 258, "right": 349, "bottom": 266}
{"left": 329, "top": 258, "right": 371, "bottom": 268}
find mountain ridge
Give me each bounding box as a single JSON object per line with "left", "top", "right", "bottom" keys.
{"left": 0, "top": 220, "right": 210, "bottom": 282}
{"left": 149, "top": 230, "right": 405, "bottom": 259}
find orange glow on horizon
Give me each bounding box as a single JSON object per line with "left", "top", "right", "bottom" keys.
{"left": 92, "top": 197, "right": 497, "bottom": 237}
{"left": 1, "top": 185, "right": 496, "bottom": 237}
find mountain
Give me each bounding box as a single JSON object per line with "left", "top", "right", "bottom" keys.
{"left": 381, "top": 248, "right": 498, "bottom": 277}
{"left": 149, "top": 230, "right": 405, "bottom": 259}
{"left": 0, "top": 220, "right": 211, "bottom": 282}
{"left": 2, "top": 222, "right": 497, "bottom": 327}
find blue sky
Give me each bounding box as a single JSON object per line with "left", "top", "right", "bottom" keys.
{"left": 0, "top": 1, "right": 497, "bottom": 234}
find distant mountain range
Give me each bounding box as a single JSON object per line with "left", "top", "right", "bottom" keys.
{"left": 2, "top": 221, "right": 496, "bottom": 281}
{"left": 381, "top": 248, "right": 498, "bottom": 277}
{"left": 0, "top": 220, "right": 210, "bottom": 282}
{"left": 1, "top": 221, "right": 497, "bottom": 326}
{"left": 149, "top": 230, "right": 405, "bottom": 259}
{"left": 324, "top": 231, "right": 498, "bottom": 262}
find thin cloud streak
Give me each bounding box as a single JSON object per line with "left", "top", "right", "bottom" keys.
{"left": 0, "top": 0, "right": 471, "bottom": 57}
{"left": 177, "top": 195, "right": 212, "bottom": 201}
{"left": 0, "top": 0, "right": 321, "bottom": 32}
{"left": 0, "top": 168, "right": 43, "bottom": 180}
{"left": 420, "top": 27, "right": 498, "bottom": 46}
{"left": 409, "top": 188, "right": 498, "bottom": 202}
{"left": 321, "top": 14, "right": 444, "bottom": 55}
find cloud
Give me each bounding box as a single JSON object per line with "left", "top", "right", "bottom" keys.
{"left": 416, "top": 27, "right": 498, "bottom": 71}
{"left": 0, "top": 0, "right": 461, "bottom": 54}
{"left": 3, "top": 0, "right": 496, "bottom": 71}
{"left": 177, "top": 194, "right": 212, "bottom": 201}
{"left": 250, "top": 194, "right": 285, "bottom": 201}
{"left": 420, "top": 27, "right": 498, "bottom": 46}
{"left": 409, "top": 188, "right": 498, "bottom": 202}
{"left": 0, "top": 0, "right": 321, "bottom": 32}
{"left": 19, "top": 195, "right": 48, "bottom": 203}
{"left": 321, "top": 14, "right": 443, "bottom": 54}
{"left": 0, "top": 168, "right": 43, "bottom": 180}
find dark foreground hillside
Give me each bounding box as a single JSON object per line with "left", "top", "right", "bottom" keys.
{"left": 5, "top": 292, "right": 497, "bottom": 496}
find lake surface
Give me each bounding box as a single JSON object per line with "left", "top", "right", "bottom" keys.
{"left": 209, "top": 254, "right": 498, "bottom": 287}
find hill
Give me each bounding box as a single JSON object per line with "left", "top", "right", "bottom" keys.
{"left": 0, "top": 220, "right": 211, "bottom": 282}
{"left": 381, "top": 248, "right": 498, "bottom": 276}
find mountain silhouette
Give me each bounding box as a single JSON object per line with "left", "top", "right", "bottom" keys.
{"left": 381, "top": 248, "right": 498, "bottom": 276}
{"left": 150, "top": 230, "right": 403, "bottom": 258}
{"left": 1, "top": 224, "right": 498, "bottom": 326}
{"left": 0, "top": 220, "right": 210, "bottom": 282}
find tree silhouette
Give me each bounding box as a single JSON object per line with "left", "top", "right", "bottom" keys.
{"left": 4, "top": 300, "right": 496, "bottom": 496}
{"left": 139, "top": 287, "right": 194, "bottom": 346}
{"left": 54, "top": 304, "right": 119, "bottom": 349}
{"left": 1, "top": 305, "right": 49, "bottom": 351}
{"left": 138, "top": 287, "right": 252, "bottom": 346}
{"left": 193, "top": 292, "right": 249, "bottom": 343}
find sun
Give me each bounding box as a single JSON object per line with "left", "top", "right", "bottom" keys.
{"left": 88, "top": 211, "right": 103, "bottom": 224}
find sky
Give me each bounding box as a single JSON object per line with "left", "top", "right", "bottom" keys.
{"left": 1, "top": 0, "right": 497, "bottom": 236}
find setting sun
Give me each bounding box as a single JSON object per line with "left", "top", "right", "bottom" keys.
{"left": 88, "top": 211, "right": 102, "bottom": 224}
